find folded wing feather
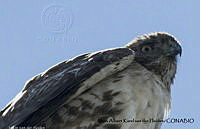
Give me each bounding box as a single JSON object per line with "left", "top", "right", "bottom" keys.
{"left": 0, "top": 48, "right": 135, "bottom": 129}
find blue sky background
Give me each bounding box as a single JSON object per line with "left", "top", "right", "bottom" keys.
{"left": 0, "top": 0, "right": 199, "bottom": 129}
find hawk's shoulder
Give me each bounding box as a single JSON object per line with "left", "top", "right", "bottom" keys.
{"left": 0, "top": 47, "right": 135, "bottom": 128}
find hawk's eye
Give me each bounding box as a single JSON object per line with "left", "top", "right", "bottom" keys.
{"left": 141, "top": 45, "right": 152, "bottom": 53}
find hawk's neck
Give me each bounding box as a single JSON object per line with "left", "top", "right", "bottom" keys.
{"left": 144, "top": 58, "right": 177, "bottom": 92}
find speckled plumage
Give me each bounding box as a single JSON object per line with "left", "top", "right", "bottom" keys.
{"left": 42, "top": 62, "right": 170, "bottom": 129}
{"left": 0, "top": 32, "right": 181, "bottom": 129}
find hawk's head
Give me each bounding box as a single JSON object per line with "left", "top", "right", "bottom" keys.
{"left": 126, "top": 32, "right": 182, "bottom": 89}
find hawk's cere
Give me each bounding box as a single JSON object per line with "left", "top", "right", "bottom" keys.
{"left": 0, "top": 32, "right": 182, "bottom": 129}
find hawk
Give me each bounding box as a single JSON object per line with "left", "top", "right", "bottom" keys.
{"left": 0, "top": 32, "right": 182, "bottom": 129}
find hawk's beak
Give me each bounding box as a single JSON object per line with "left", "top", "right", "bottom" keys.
{"left": 174, "top": 43, "right": 182, "bottom": 57}
{"left": 166, "top": 43, "right": 182, "bottom": 57}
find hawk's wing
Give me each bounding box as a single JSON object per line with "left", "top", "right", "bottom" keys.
{"left": 0, "top": 48, "right": 135, "bottom": 129}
